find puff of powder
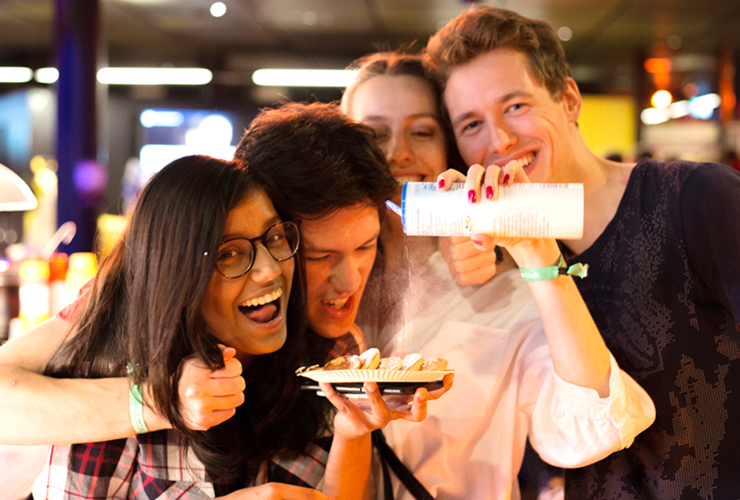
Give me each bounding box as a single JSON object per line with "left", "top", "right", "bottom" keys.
{"left": 402, "top": 353, "right": 424, "bottom": 371}
{"left": 359, "top": 348, "right": 381, "bottom": 369}
{"left": 421, "top": 357, "right": 448, "bottom": 371}
{"left": 323, "top": 355, "right": 362, "bottom": 371}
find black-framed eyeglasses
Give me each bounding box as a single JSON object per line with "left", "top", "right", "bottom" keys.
{"left": 212, "top": 221, "right": 300, "bottom": 279}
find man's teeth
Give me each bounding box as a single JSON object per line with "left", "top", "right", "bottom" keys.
{"left": 325, "top": 297, "right": 349, "bottom": 309}
{"left": 241, "top": 288, "right": 282, "bottom": 308}
{"left": 505, "top": 153, "right": 534, "bottom": 170}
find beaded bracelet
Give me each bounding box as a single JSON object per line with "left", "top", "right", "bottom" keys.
{"left": 519, "top": 254, "right": 588, "bottom": 282}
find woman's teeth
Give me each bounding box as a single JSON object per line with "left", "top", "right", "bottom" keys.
{"left": 395, "top": 175, "right": 423, "bottom": 184}
{"left": 241, "top": 288, "right": 282, "bottom": 308}
{"left": 325, "top": 297, "right": 349, "bottom": 309}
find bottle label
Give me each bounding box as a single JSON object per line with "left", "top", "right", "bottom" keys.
{"left": 401, "top": 182, "right": 584, "bottom": 239}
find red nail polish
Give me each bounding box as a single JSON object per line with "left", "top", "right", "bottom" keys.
{"left": 468, "top": 190, "right": 477, "bottom": 203}
{"left": 503, "top": 173, "right": 510, "bottom": 185}
{"left": 438, "top": 178, "right": 445, "bottom": 189}
{"left": 486, "top": 185, "right": 493, "bottom": 199}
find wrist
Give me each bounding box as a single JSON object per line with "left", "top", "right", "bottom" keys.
{"left": 129, "top": 382, "right": 150, "bottom": 434}
{"left": 332, "top": 414, "right": 375, "bottom": 443}
{"left": 333, "top": 426, "right": 373, "bottom": 447}
{"left": 135, "top": 381, "right": 171, "bottom": 432}
{"left": 143, "top": 404, "right": 171, "bottom": 432}
{"left": 506, "top": 239, "right": 561, "bottom": 269}
{"left": 519, "top": 253, "right": 589, "bottom": 282}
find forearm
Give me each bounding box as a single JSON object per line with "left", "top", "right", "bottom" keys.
{"left": 323, "top": 433, "right": 372, "bottom": 500}
{"left": 510, "top": 240, "right": 610, "bottom": 396}
{"left": 527, "top": 276, "right": 611, "bottom": 396}
{"left": 0, "top": 365, "right": 168, "bottom": 445}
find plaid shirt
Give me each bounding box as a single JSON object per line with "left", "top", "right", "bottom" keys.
{"left": 33, "top": 331, "right": 362, "bottom": 500}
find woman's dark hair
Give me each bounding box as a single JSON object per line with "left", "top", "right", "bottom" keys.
{"left": 45, "top": 155, "right": 326, "bottom": 480}
{"left": 340, "top": 51, "right": 466, "bottom": 173}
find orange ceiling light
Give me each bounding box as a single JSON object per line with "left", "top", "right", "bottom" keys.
{"left": 644, "top": 58, "right": 672, "bottom": 74}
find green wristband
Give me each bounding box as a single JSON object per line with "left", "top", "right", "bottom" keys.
{"left": 129, "top": 383, "right": 150, "bottom": 434}
{"left": 520, "top": 254, "right": 589, "bottom": 282}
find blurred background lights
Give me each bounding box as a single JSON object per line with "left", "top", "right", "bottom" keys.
{"left": 644, "top": 58, "right": 672, "bottom": 74}
{"left": 689, "top": 93, "right": 721, "bottom": 119}
{"left": 97, "top": 67, "right": 212, "bottom": 85}
{"left": 667, "top": 100, "right": 690, "bottom": 119}
{"left": 557, "top": 26, "right": 573, "bottom": 42}
{"left": 28, "top": 89, "right": 52, "bottom": 113}
{"left": 210, "top": 2, "right": 226, "bottom": 18}
{"left": 303, "top": 11, "right": 319, "bottom": 26}
{"left": 139, "top": 109, "right": 185, "bottom": 128}
{"left": 138, "top": 112, "right": 236, "bottom": 179}
{"left": 641, "top": 107, "right": 668, "bottom": 125}
{"left": 641, "top": 93, "right": 720, "bottom": 124}
{"left": 667, "top": 35, "right": 682, "bottom": 50}
{"left": 0, "top": 67, "right": 33, "bottom": 83}
{"left": 34, "top": 67, "right": 59, "bottom": 84}
{"left": 683, "top": 82, "right": 699, "bottom": 99}
{"left": 185, "top": 114, "right": 233, "bottom": 147}
{"left": 651, "top": 90, "right": 673, "bottom": 109}
{"left": 252, "top": 69, "right": 358, "bottom": 87}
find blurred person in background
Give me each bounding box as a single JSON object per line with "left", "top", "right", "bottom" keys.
{"left": 721, "top": 149, "right": 740, "bottom": 173}
{"left": 340, "top": 51, "right": 502, "bottom": 350}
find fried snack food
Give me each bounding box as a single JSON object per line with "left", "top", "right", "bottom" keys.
{"left": 402, "top": 353, "right": 424, "bottom": 371}
{"left": 378, "top": 356, "right": 404, "bottom": 370}
{"left": 359, "top": 348, "right": 381, "bottom": 369}
{"left": 421, "top": 357, "right": 449, "bottom": 371}
{"left": 316, "top": 348, "right": 448, "bottom": 373}
{"left": 323, "top": 355, "right": 362, "bottom": 371}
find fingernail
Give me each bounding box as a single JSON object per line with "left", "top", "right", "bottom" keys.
{"left": 503, "top": 173, "right": 510, "bottom": 185}
{"left": 438, "top": 178, "right": 445, "bottom": 189}
{"left": 485, "top": 185, "right": 493, "bottom": 199}
{"left": 472, "top": 239, "right": 484, "bottom": 248}
{"left": 468, "top": 189, "right": 477, "bottom": 203}
{"left": 418, "top": 390, "right": 427, "bottom": 401}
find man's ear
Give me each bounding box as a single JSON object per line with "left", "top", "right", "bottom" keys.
{"left": 562, "top": 77, "right": 582, "bottom": 123}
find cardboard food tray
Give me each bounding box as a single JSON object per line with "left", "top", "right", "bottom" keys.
{"left": 297, "top": 369, "right": 452, "bottom": 383}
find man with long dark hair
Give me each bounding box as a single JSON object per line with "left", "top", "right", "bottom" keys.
{"left": 236, "top": 102, "right": 399, "bottom": 360}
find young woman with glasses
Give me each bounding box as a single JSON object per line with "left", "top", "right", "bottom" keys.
{"left": 1, "top": 155, "right": 423, "bottom": 499}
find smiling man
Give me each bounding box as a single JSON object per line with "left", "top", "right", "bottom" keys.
{"left": 425, "top": 6, "right": 740, "bottom": 499}
{"left": 235, "top": 102, "right": 397, "bottom": 355}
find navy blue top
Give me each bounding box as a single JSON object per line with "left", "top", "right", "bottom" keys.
{"left": 563, "top": 159, "right": 740, "bottom": 499}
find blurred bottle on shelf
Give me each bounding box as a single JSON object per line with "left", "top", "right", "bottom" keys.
{"left": 48, "top": 252, "right": 69, "bottom": 316}
{"left": 0, "top": 258, "right": 19, "bottom": 342}
{"left": 22, "top": 156, "right": 58, "bottom": 254}
{"left": 66, "top": 252, "right": 98, "bottom": 302}
{"left": 18, "top": 258, "right": 50, "bottom": 334}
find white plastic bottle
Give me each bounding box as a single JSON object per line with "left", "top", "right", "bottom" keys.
{"left": 394, "top": 182, "right": 584, "bottom": 239}
{"left": 18, "top": 258, "right": 50, "bottom": 333}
